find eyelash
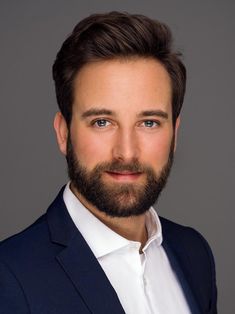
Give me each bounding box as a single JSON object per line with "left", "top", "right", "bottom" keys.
{"left": 90, "top": 119, "right": 161, "bottom": 128}
{"left": 141, "top": 120, "right": 160, "bottom": 128}
{"left": 91, "top": 119, "right": 111, "bottom": 128}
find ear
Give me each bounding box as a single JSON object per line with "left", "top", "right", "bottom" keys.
{"left": 173, "top": 116, "right": 181, "bottom": 152}
{"left": 54, "top": 112, "right": 68, "bottom": 155}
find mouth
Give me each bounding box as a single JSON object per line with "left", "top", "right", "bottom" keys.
{"left": 105, "top": 171, "right": 143, "bottom": 182}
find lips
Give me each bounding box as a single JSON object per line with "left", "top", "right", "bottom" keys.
{"left": 105, "top": 171, "right": 142, "bottom": 181}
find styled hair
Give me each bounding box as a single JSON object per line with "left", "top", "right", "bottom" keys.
{"left": 52, "top": 11, "right": 186, "bottom": 126}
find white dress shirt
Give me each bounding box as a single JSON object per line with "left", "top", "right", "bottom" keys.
{"left": 63, "top": 182, "right": 191, "bottom": 314}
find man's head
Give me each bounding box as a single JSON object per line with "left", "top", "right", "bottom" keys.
{"left": 53, "top": 12, "right": 186, "bottom": 218}
{"left": 53, "top": 11, "right": 186, "bottom": 128}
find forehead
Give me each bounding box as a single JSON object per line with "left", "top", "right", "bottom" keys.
{"left": 73, "top": 58, "right": 172, "bottom": 116}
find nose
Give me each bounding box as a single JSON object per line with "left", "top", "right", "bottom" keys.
{"left": 112, "top": 128, "right": 140, "bottom": 162}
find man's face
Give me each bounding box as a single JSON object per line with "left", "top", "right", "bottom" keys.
{"left": 55, "top": 58, "right": 180, "bottom": 217}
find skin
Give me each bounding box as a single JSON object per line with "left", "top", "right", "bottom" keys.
{"left": 54, "top": 57, "right": 180, "bottom": 251}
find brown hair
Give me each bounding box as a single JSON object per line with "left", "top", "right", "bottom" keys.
{"left": 52, "top": 11, "right": 186, "bottom": 126}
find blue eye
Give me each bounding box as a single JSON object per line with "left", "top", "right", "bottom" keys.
{"left": 93, "top": 119, "right": 111, "bottom": 128}
{"left": 143, "top": 120, "right": 159, "bottom": 128}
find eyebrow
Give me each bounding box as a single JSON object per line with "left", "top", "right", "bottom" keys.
{"left": 81, "top": 108, "right": 114, "bottom": 119}
{"left": 137, "top": 110, "right": 169, "bottom": 119}
{"left": 81, "top": 108, "right": 169, "bottom": 119}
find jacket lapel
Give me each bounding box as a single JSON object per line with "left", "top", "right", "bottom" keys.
{"left": 162, "top": 233, "right": 202, "bottom": 314}
{"left": 47, "top": 187, "right": 125, "bottom": 314}
{"left": 47, "top": 187, "right": 203, "bottom": 314}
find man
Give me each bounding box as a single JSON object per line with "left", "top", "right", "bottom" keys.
{"left": 0, "top": 11, "right": 217, "bottom": 314}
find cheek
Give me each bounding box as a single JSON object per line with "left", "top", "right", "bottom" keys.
{"left": 71, "top": 131, "right": 112, "bottom": 168}
{"left": 140, "top": 132, "right": 173, "bottom": 166}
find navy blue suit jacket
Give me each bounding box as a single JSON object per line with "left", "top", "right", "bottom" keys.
{"left": 0, "top": 187, "right": 217, "bottom": 314}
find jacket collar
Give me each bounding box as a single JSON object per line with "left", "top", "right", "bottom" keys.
{"left": 46, "top": 186, "right": 125, "bottom": 314}
{"left": 162, "top": 240, "right": 201, "bottom": 314}
{"left": 161, "top": 219, "right": 203, "bottom": 314}
{"left": 47, "top": 186, "right": 201, "bottom": 314}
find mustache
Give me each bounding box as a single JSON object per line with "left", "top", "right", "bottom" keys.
{"left": 92, "top": 160, "right": 152, "bottom": 173}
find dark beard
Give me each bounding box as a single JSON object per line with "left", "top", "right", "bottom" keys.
{"left": 66, "top": 135, "right": 174, "bottom": 218}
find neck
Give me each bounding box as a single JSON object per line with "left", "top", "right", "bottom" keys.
{"left": 70, "top": 184, "right": 148, "bottom": 253}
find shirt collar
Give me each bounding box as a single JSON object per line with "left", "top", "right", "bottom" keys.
{"left": 63, "top": 182, "right": 163, "bottom": 258}
{"left": 144, "top": 206, "right": 162, "bottom": 251}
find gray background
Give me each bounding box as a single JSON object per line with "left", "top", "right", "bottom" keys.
{"left": 0, "top": 0, "right": 234, "bottom": 313}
